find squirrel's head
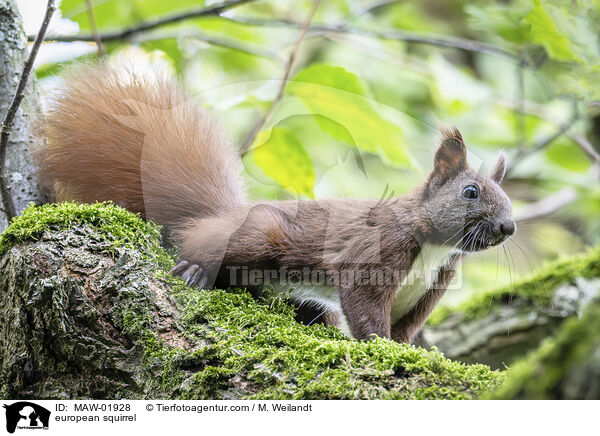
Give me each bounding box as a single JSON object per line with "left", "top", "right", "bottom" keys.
{"left": 421, "top": 127, "right": 515, "bottom": 252}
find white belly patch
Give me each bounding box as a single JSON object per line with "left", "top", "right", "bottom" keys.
{"left": 271, "top": 243, "right": 457, "bottom": 338}
{"left": 389, "top": 243, "right": 457, "bottom": 325}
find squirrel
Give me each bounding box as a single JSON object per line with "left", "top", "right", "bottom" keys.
{"left": 37, "top": 62, "right": 516, "bottom": 343}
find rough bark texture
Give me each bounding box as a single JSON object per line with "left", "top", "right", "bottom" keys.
{"left": 0, "top": 203, "right": 501, "bottom": 400}
{"left": 0, "top": 205, "right": 186, "bottom": 398}
{"left": 0, "top": 0, "right": 46, "bottom": 233}
{"left": 489, "top": 299, "right": 600, "bottom": 399}
{"left": 0, "top": 231, "right": 184, "bottom": 398}
{"left": 424, "top": 247, "right": 600, "bottom": 370}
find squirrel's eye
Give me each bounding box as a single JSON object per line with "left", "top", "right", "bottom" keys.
{"left": 462, "top": 184, "right": 479, "bottom": 199}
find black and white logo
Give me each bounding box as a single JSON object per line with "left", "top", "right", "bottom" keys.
{"left": 3, "top": 402, "right": 50, "bottom": 433}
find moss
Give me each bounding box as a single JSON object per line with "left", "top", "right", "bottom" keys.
{"left": 1, "top": 202, "right": 502, "bottom": 399}
{"left": 428, "top": 245, "right": 600, "bottom": 325}
{"left": 0, "top": 202, "right": 173, "bottom": 269}
{"left": 139, "top": 277, "right": 502, "bottom": 399}
{"left": 488, "top": 301, "right": 600, "bottom": 399}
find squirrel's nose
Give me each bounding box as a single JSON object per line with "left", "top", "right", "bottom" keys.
{"left": 492, "top": 219, "right": 516, "bottom": 238}
{"left": 501, "top": 219, "right": 516, "bottom": 236}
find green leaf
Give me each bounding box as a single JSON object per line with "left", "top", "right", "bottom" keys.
{"left": 287, "top": 64, "right": 415, "bottom": 168}
{"left": 549, "top": 63, "right": 600, "bottom": 101}
{"left": 60, "top": 0, "right": 207, "bottom": 31}
{"left": 523, "top": 2, "right": 580, "bottom": 62}
{"left": 252, "top": 128, "right": 315, "bottom": 197}
{"left": 546, "top": 140, "right": 592, "bottom": 173}
{"left": 294, "top": 65, "right": 367, "bottom": 95}
{"left": 141, "top": 39, "right": 183, "bottom": 74}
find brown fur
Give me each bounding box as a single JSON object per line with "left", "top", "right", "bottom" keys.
{"left": 175, "top": 197, "right": 428, "bottom": 339}
{"left": 36, "top": 62, "right": 246, "bottom": 229}
{"left": 38, "top": 63, "right": 515, "bottom": 343}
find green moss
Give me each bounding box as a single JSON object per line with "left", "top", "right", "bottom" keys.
{"left": 428, "top": 245, "right": 600, "bottom": 325}
{"left": 141, "top": 278, "right": 502, "bottom": 399}
{"left": 0, "top": 202, "right": 173, "bottom": 269}
{"left": 488, "top": 301, "right": 600, "bottom": 399}
{"left": 1, "top": 202, "right": 502, "bottom": 399}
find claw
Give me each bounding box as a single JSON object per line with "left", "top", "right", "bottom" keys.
{"left": 181, "top": 264, "right": 199, "bottom": 285}
{"left": 190, "top": 267, "right": 205, "bottom": 287}
{"left": 169, "top": 260, "right": 189, "bottom": 275}
{"left": 170, "top": 260, "right": 212, "bottom": 289}
{"left": 196, "top": 273, "right": 210, "bottom": 290}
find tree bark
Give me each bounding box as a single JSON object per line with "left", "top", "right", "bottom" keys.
{"left": 0, "top": 0, "right": 46, "bottom": 232}
{"left": 0, "top": 220, "right": 191, "bottom": 399}
{"left": 489, "top": 299, "right": 600, "bottom": 399}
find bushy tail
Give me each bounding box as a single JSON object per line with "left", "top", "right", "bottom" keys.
{"left": 37, "top": 62, "right": 246, "bottom": 230}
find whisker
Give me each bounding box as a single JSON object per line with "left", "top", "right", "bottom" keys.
{"left": 494, "top": 248, "right": 500, "bottom": 289}
{"left": 464, "top": 222, "right": 483, "bottom": 251}
{"left": 307, "top": 308, "right": 329, "bottom": 326}
{"left": 508, "top": 239, "right": 553, "bottom": 309}
{"left": 445, "top": 220, "right": 480, "bottom": 251}
{"left": 502, "top": 245, "right": 514, "bottom": 307}
{"left": 453, "top": 225, "right": 474, "bottom": 251}
{"left": 442, "top": 225, "right": 471, "bottom": 248}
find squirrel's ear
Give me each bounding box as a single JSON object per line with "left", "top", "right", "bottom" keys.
{"left": 489, "top": 150, "right": 507, "bottom": 184}
{"left": 433, "top": 127, "right": 467, "bottom": 181}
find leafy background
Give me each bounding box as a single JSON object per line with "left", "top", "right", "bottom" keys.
{"left": 22, "top": 0, "right": 600, "bottom": 307}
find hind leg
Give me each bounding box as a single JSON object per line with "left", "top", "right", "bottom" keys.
{"left": 171, "top": 204, "right": 294, "bottom": 289}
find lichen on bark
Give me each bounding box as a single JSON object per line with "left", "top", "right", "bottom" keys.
{"left": 0, "top": 0, "right": 46, "bottom": 232}
{"left": 0, "top": 202, "right": 502, "bottom": 399}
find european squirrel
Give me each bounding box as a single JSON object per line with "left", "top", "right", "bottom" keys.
{"left": 37, "top": 62, "right": 515, "bottom": 343}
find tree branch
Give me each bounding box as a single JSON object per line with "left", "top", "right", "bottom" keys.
{"left": 505, "top": 111, "right": 580, "bottom": 177}
{"left": 133, "top": 31, "right": 282, "bottom": 61}
{"left": 567, "top": 133, "right": 600, "bottom": 164}
{"left": 353, "top": 0, "right": 408, "bottom": 19}
{"left": 515, "top": 187, "right": 578, "bottom": 223}
{"left": 499, "top": 97, "right": 600, "bottom": 166}
{"left": 34, "top": 12, "right": 520, "bottom": 63}
{"left": 238, "top": 0, "right": 322, "bottom": 155}
{"left": 514, "top": 64, "right": 526, "bottom": 148}
{"left": 1, "top": 0, "right": 56, "bottom": 222}
{"left": 220, "top": 17, "right": 521, "bottom": 61}
{"left": 84, "top": 0, "right": 104, "bottom": 57}
{"left": 33, "top": 0, "right": 256, "bottom": 43}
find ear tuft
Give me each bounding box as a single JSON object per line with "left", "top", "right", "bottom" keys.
{"left": 440, "top": 126, "right": 464, "bottom": 144}
{"left": 433, "top": 127, "right": 467, "bottom": 181}
{"left": 489, "top": 150, "right": 507, "bottom": 184}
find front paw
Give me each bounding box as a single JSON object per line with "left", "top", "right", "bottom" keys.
{"left": 169, "top": 260, "right": 211, "bottom": 289}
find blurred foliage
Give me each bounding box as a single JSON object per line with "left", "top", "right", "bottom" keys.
{"left": 34, "top": 0, "right": 600, "bottom": 302}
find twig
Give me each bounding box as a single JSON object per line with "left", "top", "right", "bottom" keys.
{"left": 353, "top": 0, "right": 407, "bottom": 19}
{"left": 515, "top": 63, "right": 525, "bottom": 148}
{"left": 34, "top": 0, "right": 256, "bottom": 43}
{"left": 36, "top": 13, "right": 520, "bottom": 63}
{"left": 0, "top": 0, "right": 56, "bottom": 222}
{"left": 505, "top": 111, "right": 579, "bottom": 176}
{"left": 133, "top": 31, "right": 282, "bottom": 62}
{"left": 84, "top": 0, "right": 104, "bottom": 57}
{"left": 219, "top": 17, "right": 521, "bottom": 61}
{"left": 567, "top": 133, "right": 600, "bottom": 163}
{"left": 239, "top": 0, "right": 322, "bottom": 154}
{"left": 327, "top": 27, "right": 519, "bottom": 60}
{"left": 515, "top": 188, "right": 578, "bottom": 223}
{"left": 498, "top": 97, "right": 600, "bottom": 165}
